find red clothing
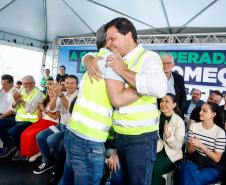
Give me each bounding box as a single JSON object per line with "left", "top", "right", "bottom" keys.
{"left": 20, "top": 119, "right": 57, "bottom": 157}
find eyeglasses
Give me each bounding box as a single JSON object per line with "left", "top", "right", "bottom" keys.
{"left": 192, "top": 93, "right": 201, "bottom": 96}
{"left": 163, "top": 62, "right": 174, "bottom": 66}
{"left": 23, "top": 82, "right": 34, "bottom": 85}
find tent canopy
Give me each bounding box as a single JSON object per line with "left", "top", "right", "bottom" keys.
{"left": 0, "top": 0, "right": 225, "bottom": 48}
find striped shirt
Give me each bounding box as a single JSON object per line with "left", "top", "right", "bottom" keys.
{"left": 188, "top": 122, "right": 226, "bottom": 156}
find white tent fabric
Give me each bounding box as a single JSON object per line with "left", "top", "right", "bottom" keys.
{"left": 0, "top": 0, "right": 225, "bottom": 48}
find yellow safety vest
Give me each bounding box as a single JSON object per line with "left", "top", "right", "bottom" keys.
{"left": 113, "top": 48, "right": 161, "bottom": 135}
{"left": 69, "top": 49, "right": 113, "bottom": 142}
{"left": 15, "top": 88, "right": 42, "bottom": 123}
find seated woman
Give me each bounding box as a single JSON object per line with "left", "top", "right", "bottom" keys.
{"left": 152, "top": 93, "right": 185, "bottom": 185}
{"left": 20, "top": 86, "right": 60, "bottom": 160}
{"left": 175, "top": 102, "right": 226, "bottom": 185}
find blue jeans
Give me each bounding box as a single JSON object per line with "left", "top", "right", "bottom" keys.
{"left": 176, "top": 160, "right": 222, "bottom": 185}
{"left": 110, "top": 167, "right": 123, "bottom": 185}
{"left": 59, "top": 129, "right": 105, "bottom": 185}
{"left": 37, "top": 124, "right": 66, "bottom": 165}
{"left": 47, "top": 125, "right": 65, "bottom": 157}
{"left": 116, "top": 131, "right": 157, "bottom": 185}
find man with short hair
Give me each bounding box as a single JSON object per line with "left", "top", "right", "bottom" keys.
{"left": 0, "top": 75, "right": 44, "bottom": 159}
{"left": 0, "top": 74, "right": 19, "bottom": 155}
{"left": 56, "top": 65, "right": 68, "bottom": 83}
{"left": 59, "top": 25, "right": 140, "bottom": 185}
{"left": 101, "top": 18, "right": 167, "bottom": 185}
{"left": 0, "top": 74, "right": 18, "bottom": 119}
{"left": 182, "top": 88, "right": 204, "bottom": 121}
{"left": 160, "top": 53, "right": 186, "bottom": 110}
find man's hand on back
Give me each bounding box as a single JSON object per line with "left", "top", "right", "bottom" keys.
{"left": 84, "top": 55, "right": 102, "bottom": 83}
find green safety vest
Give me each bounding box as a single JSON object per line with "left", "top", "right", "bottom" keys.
{"left": 15, "top": 87, "right": 42, "bottom": 123}
{"left": 113, "top": 48, "right": 161, "bottom": 135}
{"left": 69, "top": 49, "right": 113, "bottom": 142}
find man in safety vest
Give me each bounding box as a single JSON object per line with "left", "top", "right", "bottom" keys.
{"left": 59, "top": 25, "right": 140, "bottom": 185}
{"left": 0, "top": 75, "right": 44, "bottom": 160}
{"left": 85, "top": 18, "right": 167, "bottom": 185}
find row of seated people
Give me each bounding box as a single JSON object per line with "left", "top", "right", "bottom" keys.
{"left": 0, "top": 73, "right": 79, "bottom": 184}
{"left": 183, "top": 89, "right": 225, "bottom": 129}
{"left": 103, "top": 93, "right": 226, "bottom": 185}
{"left": 0, "top": 74, "right": 66, "bottom": 154}
{"left": 36, "top": 91, "right": 226, "bottom": 185}
{"left": 0, "top": 73, "right": 226, "bottom": 185}
{"left": 35, "top": 91, "right": 225, "bottom": 185}
{"left": 0, "top": 74, "right": 78, "bottom": 171}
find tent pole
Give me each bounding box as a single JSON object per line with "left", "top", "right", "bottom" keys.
{"left": 40, "top": 44, "right": 48, "bottom": 87}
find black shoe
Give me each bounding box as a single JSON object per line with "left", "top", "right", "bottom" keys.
{"left": 11, "top": 150, "right": 22, "bottom": 161}
{"left": 0, "top": 146, "right": 17, "bottom": 158}
{"left": 33, "top": 163, "right": 54, "bottom": 175}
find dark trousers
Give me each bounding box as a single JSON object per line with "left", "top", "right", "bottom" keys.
{"left": 0, "top": 117, "right": 16, "bottom": 147}
{"left": 151, "top": 149, "right": 174, "bottom": 185}
{"left": 116, "top": 131, "right": 157, "bottom": 185}
{"left": 8, "top": 121, "right": 32, "bottom": 148}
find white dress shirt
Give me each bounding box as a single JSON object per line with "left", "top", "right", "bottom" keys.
{"left": 167, "top": 74, "right": 176, "bottom": 95}
{"left": 0, "top": 86, "right": 17, "bottom": 114}
{"left": 57, "top": 90, "right": 79, "bottom": 124}
{"left": 125, "top": 45, "right": 167, "bottom": 98}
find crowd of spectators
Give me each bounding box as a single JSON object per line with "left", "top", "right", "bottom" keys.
{"left": 0, "top": 17, "right": 225, "bottom": 185}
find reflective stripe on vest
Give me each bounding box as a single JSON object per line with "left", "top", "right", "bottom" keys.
{"left": 71, "top": 112, "right": 111, "bottom": 132}
{"left": 117, "top": 103, "right": 157, "bottom": 114}
{"left": 78, "top": 96, "right": 112, "bottom": 118}
{"left": 15, "top": 88, "right": 41, "bottom": 123}
{"left": 69, "top": 49, "right": 113, "bottom": 142}
{"left": 113, "top": 48, "right": 159, "bottom": 135}
{"left": 16, "top": 113, "right": 39, "bottom": 120}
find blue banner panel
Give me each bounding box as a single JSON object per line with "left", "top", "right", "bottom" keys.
{"left": 59, "top": 44, "right": 226, "bottom": 102}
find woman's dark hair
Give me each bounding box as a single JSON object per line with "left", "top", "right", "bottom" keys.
{"left": 42, "top": 88, "right": 52, "bottom": 108}
{"left": 206, "top": 102, "right": 224, "bottom": 129}
{"left": 16, "top": 80, "right": 22, "bottom": 85}
{"left": 42, "top": 94, "right": 50, "bottom": 108}
{"left": 165, "top": 93, "right": 180, "bottom": 115}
